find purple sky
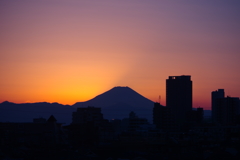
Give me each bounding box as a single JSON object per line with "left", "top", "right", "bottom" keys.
{"left": 0, "top": 0, "right": 240, "bottom": 109}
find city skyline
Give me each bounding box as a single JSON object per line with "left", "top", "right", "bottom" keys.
{"left": 1, "top": 0, "right": 240, "bottom": 110}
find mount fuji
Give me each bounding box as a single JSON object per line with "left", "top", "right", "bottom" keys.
{"left": 73, "top": 86, "right": 154, "bottom": 121}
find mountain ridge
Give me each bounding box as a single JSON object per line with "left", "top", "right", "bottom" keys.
{"left": 72, "top": 86, "right": 154, "bottom": 121}
{"left": 0, "top": 86, "right": 154, "bottom": 123}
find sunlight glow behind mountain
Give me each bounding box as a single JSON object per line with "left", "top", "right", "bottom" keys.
{"left": 0, "top": 0, "right": 240, "bottom": 109}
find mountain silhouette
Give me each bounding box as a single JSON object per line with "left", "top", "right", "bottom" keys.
{"left": 73, "top": 86, "right": 154, "bottom": 121}
{"left": 0, "top": 101, "right": 75, "bottom": 124}
{"left": 0, "top": 87, "right": 211, "bottom": 124}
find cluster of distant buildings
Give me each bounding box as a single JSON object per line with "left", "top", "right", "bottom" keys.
{"left": 153, "top": 75, "right": 240, "bottom": 131}
{"left": 67, "top": 75, "right": 240, "bottom": 145}
{"left": 1, "top": 75, "right": 240, "bottom": 159}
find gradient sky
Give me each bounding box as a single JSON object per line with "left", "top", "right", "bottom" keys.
{"left": 1, "top": 0, "right": 240, "bottom": 109}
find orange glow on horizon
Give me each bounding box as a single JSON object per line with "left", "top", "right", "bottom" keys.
{"left": 0, "top": 1, "right": 239, "bottom": 109}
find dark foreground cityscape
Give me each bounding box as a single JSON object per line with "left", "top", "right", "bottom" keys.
{"left": 1, "top": 75, "right": 240, "bottom": 160}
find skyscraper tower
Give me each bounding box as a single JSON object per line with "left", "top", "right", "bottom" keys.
{"left": 211, "top": 89, "right": 225, "bottom": 123}
{"left": 166, "top": 75, "right": 192, "bottom": 123}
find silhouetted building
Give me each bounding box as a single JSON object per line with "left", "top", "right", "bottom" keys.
{"left": 70, "top": 107, "right": 114, "bottom": 145}
{"left": 187, "top": 108, "right": 204, "bottom": 124}
{"left": 194, "top": 108, "right": 204, "bottom": 123}
{"left": 72, "top": 106, "right": 104, "bottom": 124}
{"left": 214, "top": 96, "right": 240, "bottom": 126}
{"left": 0, "top": 115, "right": 66, "bottom": 147}
{"left": 127, "top": 111, "right": 149, "bottom": 132}
{"left": 212, "top": 89, "right": 225, "bottom": 123}
{"left": 48, "top": 115, "right": 57, "bottom": 122}
{"left": 166, "top": 75, "right": 192, "bottom": 124}
{"left": 153, "top": 102, "right": 174, "bottom": 131}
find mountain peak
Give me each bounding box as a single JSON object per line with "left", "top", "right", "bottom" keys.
{"left": 74, "top": 86, "right": 152, "bottom": 106}
{"left": 107, "top": 86, "right": 132, "bottom": 92}
{"left": 1, "top": 101, "right": 15, "bottom": 105}
{"left": 112, "top": 86, "right": 130, "bottom": 89}
{"left": 105, "top": 86, "right": 135, "bottom": 94}
{"left": 73, "top": 86, "right": 154, "bottom": 121}
{"left": 110, "top": 86, "right": 137, "bottom": 93}
{"left": 114, "top": 86, "right": 129, "bottom": 88}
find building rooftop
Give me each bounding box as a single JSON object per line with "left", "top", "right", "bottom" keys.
{"left": 168, "top": 75, "right": 191, "bottom": 80}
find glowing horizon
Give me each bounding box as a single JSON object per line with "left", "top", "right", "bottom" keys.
{"left": 1, "top": 0, "right": 240, "bottom": 110}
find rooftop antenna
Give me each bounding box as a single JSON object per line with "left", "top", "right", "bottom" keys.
{"left": 159, "top": 95, "right": 161, "bottom": 104}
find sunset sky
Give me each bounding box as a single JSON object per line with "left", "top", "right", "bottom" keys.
{"left": 1, "top": 0, "right": 239, "bottom": 109}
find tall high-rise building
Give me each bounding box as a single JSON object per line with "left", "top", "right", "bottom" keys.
{"left": 211, "top": 89, "right": 225, "bottom": 123}
{"left": 166, "top": 75, "right": 192, "bottom": 123}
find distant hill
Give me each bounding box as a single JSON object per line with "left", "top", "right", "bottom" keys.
{"left": 73, "top": 86, "right": 154, "bottom": 121}
{"left": 0, "top": 101, "right": 75, "bottom": 124}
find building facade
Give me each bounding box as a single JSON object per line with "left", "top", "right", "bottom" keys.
{"left": 166, "top": 75, "right": 192, "bottom": 124}
{"left": 214, "top": 96, "right": 240, "bottom": 126}
{"left": 211, "top": 89, "right": 225, "bottom": 123}
{"left": 153, "top": 102, "right": 175, "bottom": 131}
